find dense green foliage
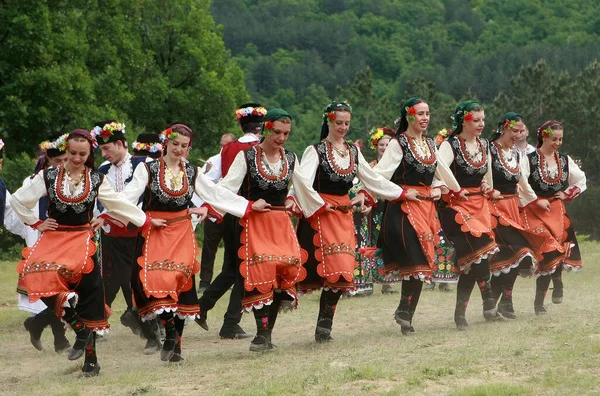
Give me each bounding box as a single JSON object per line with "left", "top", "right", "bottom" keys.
{"left": 211, "top": 0, "right": 600, "bottom": 237}
{"left": 0, "top": 0, "right": 248, "bottom": 159}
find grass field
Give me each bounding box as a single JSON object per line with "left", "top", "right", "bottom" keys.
{"left": 0, "top": 240, "right": 599, "bottom": 396}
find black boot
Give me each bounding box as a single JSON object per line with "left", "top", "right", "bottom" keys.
{"left": 48, "top": 313, "right": 71, "bottom": 353}
{"left": 159, "top": 313, "right": 178, "bottom": 362}
{"left": 551, "top": 267, "right": 564, "bottom": 304}
{"left": 535, "top": 275, "right": 551, "bottom": 315}
{"left": 140, "top": 318, "right": 162, "bottom": 355}
{"left": 120, "top": 308, "right": 142, "bottom": 337}
{"left": 23, "top": 313, "right": 48, "bottom": 351}
{"left": 195, "top": 310, "right": 209, "bottom": 331}
{"left": 454, "top": 272, "right": 475, "bottom": 331}
{"left": 250, "top": 306, "right": 274, "bottom": 352}
{"left": 315, "top": 290, "right": 340, "bottom": 343}
{"left": 63, "top": 308, "right": 93, "bottom": 361}
{"left": 81, "top": 332, "right": 101, "bottom": 377}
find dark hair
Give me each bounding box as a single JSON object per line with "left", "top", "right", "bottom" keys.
{"left": 489, "top": 112, "right": 522, "bottom": 142}
{"left": 449, "top": 101, "right": 484, "bottom": 137}
{"left": 67, "top": 129, "right": 96, "bottom": 169}
{"left": 396, "top": 97, "right": 426, "bottom": 134}
{"left": 164, "top": 123, "right": 194, "bottom": 155}
{"left": 536, "top": 120, "right": 563, "bottom": 148}
{"left": 241, "top": 122, "right": 262, "bottom": 134}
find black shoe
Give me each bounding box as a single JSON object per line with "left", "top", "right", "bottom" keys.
{"left": 424, "top": 283, "right": 435, "bottom": 291}
{"left": 439, "top": 283, "right": 453, "bottom": 292}
{"left": 535, "top": 305, "right": 548, "bottom": 315}
{"left": 497, "top": 302, "right": 517, "bottom": 319}
{"left": 160, "top": 330, "right": 177, "bottom": 362}
{"left": 394, "top": 309, "right": 411, "bottom": 328}
{"left": 195, "top": 312, "right": 209, "bottom": 331}
{"left": 482, "top": 298, "right": 498, "bottom": 321}
{"left": 81, "top": 362, "right": 101, "bottom": 377}
{"left": 485, "top": 312, "right": 504, "bottom": 322}
{"left": 315, "top": 319, "right": 333, "bottom": 343}
{"left": 143, "top": 339, "right": 161, "bottom": 355}
{"left": 54, "top": 338, "right": 71, "bottom": 353}
{"left": 23, "top": 317, "right": 44, "bottom": 351}
{"left": 120, "top": 309, "right": 142, "bottom": 337}
{"left": 249, "top": 335, "right": 275, "bottom": 352}
{"left": 455, "top": 316, "right": 468, "bottom": 331}
{"left": 68, "top": 329, "right": 93, "bottom": 360}
{"left": 219, "top": 325, "right": 251, "bottom": 340}
{"left": 169, "top": 353, "right": 185, "bottom": 363}
{"left": 400, "top": 325, "right": 416, "bottom": 335}
{"left": 551, "top": 288, "right": 563, "bottom": 304}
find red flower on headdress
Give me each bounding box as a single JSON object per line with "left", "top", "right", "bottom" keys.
{"left": 264, "top": 121, "right": 274, "bottom": 130}
{"left": 407, "top": 106, "right": 416, "bottom": 115}
{"left": 100, "top": 129, "right": 112, "bottom": 141}
{"left": 464, "top": 112, "right": 473, "bottom": 122}
{"left": 327, "top": 112, "right": 336, "bottom": 121}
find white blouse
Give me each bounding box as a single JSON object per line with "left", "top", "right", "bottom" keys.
{"left": 10, "top": 170, "right": 147, "bottom": 228}
{"left": 292, "top": 145, "right": 404, "bottom": 218}
{"left": 433, "top": 139, "right": 493, "bottom": 190}
{"left": 518, "top": 153, "right": 587, "bottom": 207}
{"left": 373, "top": 138, "right": 460, "bottom": 192}
{"left": 121, "top": 162, "right": 251, "bottom": 219}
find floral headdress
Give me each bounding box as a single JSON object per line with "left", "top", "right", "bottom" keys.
{"left": 39, "top": 133, "right": 69, "bottom": 152}
{"left": 236, "top": 105, "right": 268, "bottom": 121}
{"left": 537, "top": 120, "right": 562, "bottom": 139}
{"left": 262, "top": 108, "right": 293, "bottom": 137}
{"left": 495, "top": 112, "right": 522, "bottom": 135}
{"left": 395, "top": 97, "right": 425, "bottom": 134}
{"left": 91, "top": 121, "right": 126, "bottom": 144}
{"left": 368, "top": 126, "right": 394, "bottom": 150}
{"left": 132, "top": 141, "right": 163, "bottom": 153}
{"left": 435, "top": 128, "right": 449, "bottom": 147}
{"left": 159, "top": 128, "right": 179, "bottom": 142}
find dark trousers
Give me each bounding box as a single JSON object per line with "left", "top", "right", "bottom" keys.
{"left": 199, "top": 219, "right": 224, "bottom": 288}
{"left": 198, "top": 214, "right": 243, "bottom": 330}
{"left": 101, "top": 234, "right": 136, "bottom": 309}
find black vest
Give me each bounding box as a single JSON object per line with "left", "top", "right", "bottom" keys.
{"left": 312, "top": 141, "right": 359, "bottom": 196}
{"left": 447, "top": 136, "right": 489, "bottom": 187}
{"left": 489, "top": 141, "right": 520, "bottom": 195}
{"left": 142, "top": 159, "right": 197, "bottom": 212}
{"left": 390, "top": 134, "right": 438, "bottom": 186}
{"left": 527, "top": 150, "right": 569, "bottom": 197}
{"left": 239, "top": 146, "right": 295, "bottom": 206}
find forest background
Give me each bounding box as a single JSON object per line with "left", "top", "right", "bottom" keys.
{"left": 1, "top": 0, "right": 600, "bottom": 255}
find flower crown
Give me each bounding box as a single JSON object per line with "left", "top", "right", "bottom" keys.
{"left": 503, "top": 119, "right": 516, "bottom": 129}
{"left": 236, "top": 106, "right": 267, "bottom": 120}
{"left": 539, "top": 127, "right": 554, "bottom": 138}
{"left": 92, "top": 122, "right": 126, "bottom": 143}
{"left": 159, "top": 128, "right": 179, "bottom": 142}
{"left": 436, "top": 128, "right": 449, "bottom": 146}
{"left": 324, "top": 101, "right": 352, "bottom": 124}
{"left": 40, "top": 133, "right": 69, "bottom": 152}
{"left": 368, "top": 127, "right": 390, "bottom": 149}
{"left": 132, "top": 141, "right": 163, "bottom": 153}
{"left": 405, "top": 106, "right": 417, "bottom": 124}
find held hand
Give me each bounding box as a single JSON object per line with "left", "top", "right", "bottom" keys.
{"left": 150, "top": 218, "right": 168, "bottom": 228}
{"left": 284, "top": 199, "right": 299, "bottom": 215}
{"left": 188, "top": 206, "right": 209, "bottom": 222}
{"left": 404, "top": 189, "right": 422, "bottom": 202}
{"left": 480, "top": 182, "right": 492, "bottom": 194}
{"left": 458, "top": 189, "right": 469, "bottom": 201}
{"left": 536, "top": 199, "right": 551, "bottom": 212}
{"left": 37, "top": 218, "right": 58, "bottom": 232}
{"left": 252, "top": 199, "right": 272, "bottom": 212}
{"left": 554, "top": 191, "right": 566, "bottom": 201}
{"left": 90, "top": 217, "right": 105, "bottom": 232}
{"left": 350, "top": 193, "right": 366, "bottom": 207}
{"left": 490, "top": 190, "right": 503, "bottom": 201}
{"left": 430, "top": 189, "right": 442, "bottom": 201}
{"left": 360, "top": 205, "right": 372, "bottom": 215}
{"left": 204, "top": 162, "right": 213, "bottom": 174}
{"left": 325, "top": 203, "right": 335, "bottom": 212}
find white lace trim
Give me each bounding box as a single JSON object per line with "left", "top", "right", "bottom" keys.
{"left": 140, "top": 306, "right": 199, "bottom": 322}
{"left": 460, "top": 247, "right": 501, "bottom": 274}
{"left": 491, "top": 252, "right": 537, "bottom": 277}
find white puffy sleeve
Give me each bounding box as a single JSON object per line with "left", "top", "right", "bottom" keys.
{"left": 517, "top": 155, "right": 538, "bottom": 207}
{"left": 291, "top": 146, "right": 326, "bottom": 218}
{"left": 121, "top": 163, "right": 149, "bottom": 204}
{"left": 356, "top": 148, "right": 403, "bottom": 202}
{"left": 565, "top": 155, "right": 586, "bottom": 201}
{"left": 432, "top": 140, "right": 460, "bottom": 192}
{"left": 372, "top": 138, "right": 403, "bottom": 180}
{"left": 4, "top": 190, "right": 28, "bottom": 239}
{"left": 217, "top": 151, "right": 247, "bottom": 194}
{"left": 98, "top": 177, "right": 148, "bottom": 227}
{"left": 9, "top": 172, "right": 48, "bottom": 227}
{"left": 196, "top": 170, "right": 250, "bottom": 219}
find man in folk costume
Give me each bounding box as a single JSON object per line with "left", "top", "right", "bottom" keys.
{"left": 196, "top": 103, "right": 266, "bottom": 339}
{"left": 198, "top": 132, "right": 237, "bottom": 292}
{"left": 94, "top": 121, "right": 162, "bottom": 353}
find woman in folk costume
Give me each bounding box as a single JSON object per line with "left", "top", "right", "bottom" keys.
{"left": 351, "top": 127, "right": 400, "bottom": 296}
{"left": 293, "top": 101, "right": 419, "bottom": 342}
{"left": 121, "top": 123, "right": 269, "bottom": 362}
{"left": 10, "top": 129, "right": 148, "bottom": 377}
{"left": 17, "top": 134, "right": 72, "bottom": 353}
{"left": 217, "top": 109, "right": 308, "bottom": 351}
{"left": 519, "top": 120, "right": 586, "bottom": 315}
{"left": 371, "top": 98, "right": 459, "bottom": 334}
{"left": 487, "top": 113, "right": 549, "bottom": 319}
{"left": 435, "top": 100, "right": 500, "bottom": 331}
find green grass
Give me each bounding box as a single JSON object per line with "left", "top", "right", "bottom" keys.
{"left": 0, "top": 239, "right": 599, "bottom": 395}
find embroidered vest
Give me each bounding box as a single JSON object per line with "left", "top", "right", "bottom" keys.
{"left": 527, "top": 150, "right": 569, "bottom": 197}
{"left": 312, "top": 141, "right": 359, "bottom": 195}
{"left": 391, "top": 134, "right": 437, "bottom": 186}
{"left": 143, "top": 159, "right": 196, "bottom": 212}
{"left": 239, "top": 147, "right": 295, "bottom": 206}
{"left": 448, "top": 136, "right": 489, "bottom": 187}
{"left": 489, "top": 141, "right": 520, "bottom": 195}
